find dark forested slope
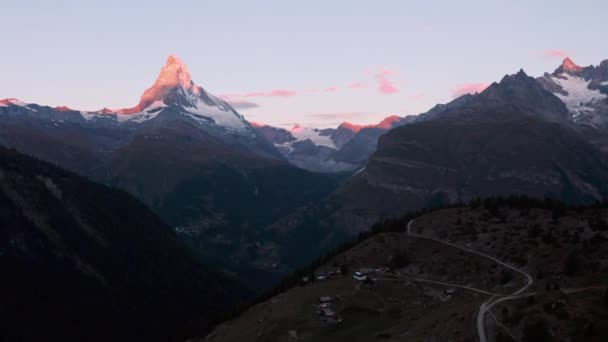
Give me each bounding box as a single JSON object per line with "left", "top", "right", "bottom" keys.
{"left": 0, "top": 147, "right": 247, "bottom": 342}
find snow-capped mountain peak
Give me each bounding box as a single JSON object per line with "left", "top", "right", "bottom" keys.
{"left": 1, "top": 56, "right": 254, "bottom": 134}
{"left": 538, "top": 58, "right": 608, "bottom": 126}
{"left": 76, "top": 55, "right": 252, "bottom": 132}
{"left": 289, "top": 124, "right": 336, "bottom": 148}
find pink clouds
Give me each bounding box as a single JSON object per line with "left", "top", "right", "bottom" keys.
{"left": 242, "top": 89, "right": 297, "bottom": 98}
{"left": 542, "top": 49, "right": 570, "bottom": 59}
{"left": 308, "top": 86, "right": 340, "bottom": 93}
{"left": 450, "top": 82, "right": 490, "bottom": 98}
{"left": 219, "top": 67, "right": 403, "bottom": 112}
{"left": 347, "top": 82, "right": 367, "bottom": 89}
{"left": 374, "top": 69, "right": 399, "bottom": 94}
{"left": 220, "top": 89, "right": 296, "bottom": 101}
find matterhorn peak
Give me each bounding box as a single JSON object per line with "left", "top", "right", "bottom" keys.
{"left": 143, "top": 55, "right": 194, "bottom": 98}
{"left": 76, "top": 56, "right": 252, "bottom": 135}
{"left": 158, "top": 55, "right": 193, "bottom": 87}
{"left": 166, "top": 54, "right": 185, "bottom": 66}
{"left": 117, "top": 55, "right": 199, "bottom": 114}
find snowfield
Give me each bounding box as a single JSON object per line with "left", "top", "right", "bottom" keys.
{"left": 288, "top": 125, "right": 336, "bottom": 149}
{"left": 551, "top": 74, "right": 607, "bottom": 118}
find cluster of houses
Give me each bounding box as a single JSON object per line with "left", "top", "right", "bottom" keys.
{"left": 315, "top": 296, "right": 342, "bottom": 324}
{"left": 316, "top": 267, "right": 343, "bottom": 281}
{"left": 304, "top": 266, "right": 394, "bottom": 325}
{"left": 302, "top": 266, "right": 392, "bottom": 285}
{"left": 353, "top": 267, "right": 389, "bottom": 282}
{"left": 301, "top": 266, "right": 343, "bottom": 284}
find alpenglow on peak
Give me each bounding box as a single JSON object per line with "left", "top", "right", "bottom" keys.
{"left": 119, "top": 55, "right": 196, "bottom": 114}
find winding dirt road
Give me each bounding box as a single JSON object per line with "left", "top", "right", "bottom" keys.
{"left": 406, "top": 219, "right": 534, "bottom": 342}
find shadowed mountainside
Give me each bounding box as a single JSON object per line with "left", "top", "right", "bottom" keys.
{"left": 0, "top": 147, "right": 248, "bottom": 342}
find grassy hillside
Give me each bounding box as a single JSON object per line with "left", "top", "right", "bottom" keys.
{"left": 197, "top": 197, "right": 608, "bottom": 342}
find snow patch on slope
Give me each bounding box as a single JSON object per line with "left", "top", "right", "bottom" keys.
{"left": 79, "top": 111, "right": 98, "bottom": 120}
{"left": 6, "top": 99, "right": 28, "bottom": 107}
{"left": 289, "top": 125, "right": 336, "bottom": 148}
{"left": 552, "top": 74, "right": 607, "bottom": 118}
{"left": 0, "top": 99, "right": 40, "bottom": 112}
{"left": 123, "top": 101, "right": 167, "bottom": 123}
{"left": 185, "top": 97, "right": 248, "bottom": 131}
{"left": 80, "top": 101, "right": 167, "bottom": 122}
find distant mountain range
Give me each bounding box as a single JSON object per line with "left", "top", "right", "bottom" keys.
{"left": 260, "top": 57, "right": 608, "bottom": 271}
{"left": 248, "top": 58, "right": 608, "bottom": 174}
{"left": 253, "top": 116, "right": 414, "bottom": 172}
{"left": 2, "top": 56, "right": 608, "bottom": 291}
{"left": 0, "top": 55, "right": 279, "bottom": 159}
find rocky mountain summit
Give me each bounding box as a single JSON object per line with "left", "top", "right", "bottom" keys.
{"left": 538, "top": 57, "right": 608, "bottom": 127}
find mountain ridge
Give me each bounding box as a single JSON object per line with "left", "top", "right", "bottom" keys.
{"left": 253, "top": 115, "right": 411, "bottom": 173}
{"left": 1, "top": 55, "right": 281, "bottom": 160}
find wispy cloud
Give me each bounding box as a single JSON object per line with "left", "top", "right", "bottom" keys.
{"left": 541, "top": 49, "right": 570, "bottom": 59}
{"left": 374, "top": 69, "right": 399, "bottom": 94}
{"left": 450, "top": 82, "right": 489, "bottom": 98}
{"left": 220, "top": 89, "right": 297, "bottom": 100}
{"left": 347, "top": 82, "right": 367, "bottom": 89}
{"left": 224, "top": 99, "right": 260, "bottom": 109}
{"left": 220, "top": 68, "right": 402, "bottom": 109}
{"left": 242, "top": 89, "right": 297, "bottom": 98}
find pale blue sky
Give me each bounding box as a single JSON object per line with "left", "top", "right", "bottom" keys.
{"left": 1, "top": 0, "right": 606, "bottom": 127}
